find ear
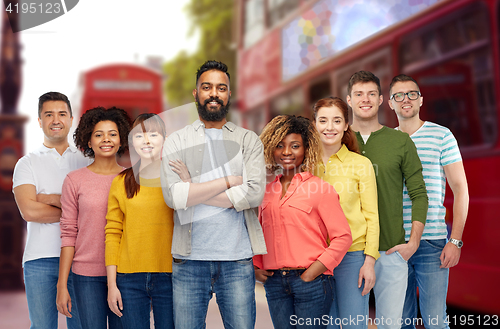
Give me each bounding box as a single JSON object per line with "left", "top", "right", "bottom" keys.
{"left": 346, "top": 95, "right": 352, "bottom": 107}
{"left": 388, "top": 99, "right": 394, "bottom": 110}
{"left": 420, "top": 96, "right": 423, "bottom": 107}
{"left": 378, "top": 94, "right": 383, "bottom": 106}
{"left": 192, "top": 89, "right": 197, "bottom": 100}
{"left": 38, "top": 117, "right": 42, "bottom": 128}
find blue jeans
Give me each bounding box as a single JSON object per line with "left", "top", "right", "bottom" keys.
{"left": 23, "top": 257, "right": 82, "bottom": 329}
{"left": 116, "top": 272, "right": 174, "bottom": 329}
{"left": 264, "top": 269, "right": 333, "bottom": 329}
{"left": 72, "top": 273, "right": 122, "bottom": 329}
{"left": 402, "top": 239, "right": 449, "bottom": 329}
{"left": 373, "top": 251, "right": 408, "bottom": 329}
{"left": 327, "top": 251, "right": 369, "bottom": 329}
{"left": 172, "top": 258, "right": 256, "bottom": 329}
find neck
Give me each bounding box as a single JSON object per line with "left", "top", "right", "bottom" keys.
{"left": 88, "top": 156, "right": 121, "bottom": 174}
{"left": 200, "top": 117, "right": 227, "bottom": 129}
{"left": 139, "top": 159, "right": 161, "bottom": 179}
{"left": 398, "top": 117, "right": 424, "bottom": 136}
{"left": 351, "top": 117, "right": 383, "bottom": 135}
{"left": 322, "top": 143, "right": 342, "bottom": 163}
{"left": 43, "top": 138, "right": 69, "bottom": 155}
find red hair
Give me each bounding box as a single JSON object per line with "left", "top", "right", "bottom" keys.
{"left": 312, "top": 96, "right": 360, "bottom": 154}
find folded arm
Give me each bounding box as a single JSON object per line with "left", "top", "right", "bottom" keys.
{"left": 13, "top": 184, "right": 62, "bottom": 223}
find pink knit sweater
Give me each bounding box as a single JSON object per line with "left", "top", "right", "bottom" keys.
{"left": 60, "top": 167, "right": 120, "bottom": 276}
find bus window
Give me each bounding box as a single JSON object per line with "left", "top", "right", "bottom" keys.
{"left": 400, "top": 2, "right": 497, "bottom": 148}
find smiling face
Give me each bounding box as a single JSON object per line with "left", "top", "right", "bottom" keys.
{"left": 315, "top": 105, "right": 348, "bottom": 150}
{"left": 193, "top": 69, "right": 231, "bottom": 122}
{"left": 88, "top": 120, "right": 121, "bottom": 159}
{"left": 347, "top": 81, "right": 383, "bottom": 121}
{"left": 389, "top": 81, "right": 423, "bottom": 120}
{"left": 38, "top": 100, "right": 73, "bottom": 146}
{"left": 132, "top": 130, "right": 164, "bottom": 161}
{"left": 273, "top": 133, "right": 305, "bottom": 174}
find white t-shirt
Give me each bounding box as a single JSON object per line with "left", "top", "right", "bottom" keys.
{"left": 12, "top": 145, "right": 91, "bottom": 265}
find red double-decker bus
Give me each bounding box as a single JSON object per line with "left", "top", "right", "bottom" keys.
{"left": 236, "top": 0, "right": 500, "bottom": 314}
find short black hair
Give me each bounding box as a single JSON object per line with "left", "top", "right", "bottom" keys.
{"left": 38, "top": 92, "right": 72, "bottom": 118}
{"left": 389, "top": 74, "right": 420, "bottom": 95}
{"left": 74, "top": 106, "right": 131, "bottom": 158}
{"left": 347, "top": 71, "right": 381, "bottom": 96}
{"left": 196, "top": 60, "right": 230, "bottom": 86}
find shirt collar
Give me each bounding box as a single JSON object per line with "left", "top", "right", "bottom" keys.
{"left": 333, "top": 144, "right": 349, "bottom": 163}
{"left": 192, "top": 119, "right": 236, "bottom": 132}
{"left": 38, "top": 143, "right": 78, "bottom": 154}
{"left": 272, "top": 171, "right": 312, "bottom": 183}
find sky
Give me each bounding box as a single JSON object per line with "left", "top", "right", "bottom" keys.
{"left": 15, "top": 0, "right": 198, "bottom": 152}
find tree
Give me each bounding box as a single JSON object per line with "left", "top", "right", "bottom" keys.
{"left": 163, "top": 0, "right": 236, "bottom": 106}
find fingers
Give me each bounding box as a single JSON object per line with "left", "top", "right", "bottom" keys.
{"left": 56, "top": 300, "right": 72, "bottom": 318}
{"left": 108, "top": 299, "right": 123, "bottom": 317}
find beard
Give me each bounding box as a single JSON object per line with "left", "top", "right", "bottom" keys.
{"left": 195, "top": 94, "right": 231, "bottom": 122}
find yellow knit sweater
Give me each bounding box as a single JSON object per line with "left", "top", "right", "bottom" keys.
{"left": 105, "top": 175, "right": 174, "bottom": 273}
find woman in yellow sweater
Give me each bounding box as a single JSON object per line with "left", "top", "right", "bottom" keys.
{"left": 313, "top": 97, "right": 380, "bottom": 329}
{"left": 105, "top": 113, "right": 175, "bottom": 329}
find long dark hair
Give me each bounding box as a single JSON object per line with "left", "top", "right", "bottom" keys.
{"left": 121, "top": 113, "right": 166, "bottom": 198}
{"left": 312, "top": 96, "right": 360, "bottom": 154}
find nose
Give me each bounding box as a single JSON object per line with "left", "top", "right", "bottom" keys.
{"left": 282, "top": 145, "right": 292, "bottom": 156}
{"left": 326, "top": 120, "right": 334, "bottom": 130}
{"left": 144, "top": 133, "right": 150, "bottom": 144}
{"left": 209, "top": 86, "right": 218, "bottom": 98}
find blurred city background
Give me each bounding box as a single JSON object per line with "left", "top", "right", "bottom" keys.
{"left": 1, "top": 0, "right": 499, "bottom": 327}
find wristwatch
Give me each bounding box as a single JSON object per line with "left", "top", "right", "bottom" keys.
{"left": 449, "top": 238, "right": 463, "bottom": 248}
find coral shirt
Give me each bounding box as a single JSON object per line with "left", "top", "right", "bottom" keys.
{"left": 253, "top": 172, "right": 352, "bottom": 275}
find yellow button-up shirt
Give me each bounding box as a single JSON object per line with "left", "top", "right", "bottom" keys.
{"left": 316, "top": 144, "right": 380, "bottom": 260}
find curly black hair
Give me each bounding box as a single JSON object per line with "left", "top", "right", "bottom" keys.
{"left": 74, "top": 106, "right": 131, "bottom": 158}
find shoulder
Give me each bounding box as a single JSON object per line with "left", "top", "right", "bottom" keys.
{"left": 422, "top": 121, "right": 455, "bottom": 139}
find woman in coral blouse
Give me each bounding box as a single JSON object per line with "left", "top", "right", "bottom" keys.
{"left": 105, "top": 113, "right": 176, "bottom": 329}
{"left": 313, "top": 97, "right": 379, "bottom": 329}
{"left": 254, "top": 115, "right": 352, "bottom": 329}
{"left": 56, "top": 107, "right": 130, "bottom": 329}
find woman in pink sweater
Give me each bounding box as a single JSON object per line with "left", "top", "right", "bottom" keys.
{"left": 56, "top": 107, "right": 130, "bottom": 329}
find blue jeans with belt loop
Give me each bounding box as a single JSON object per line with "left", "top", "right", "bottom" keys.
{"left": 172, "top": 258, "right": 256, "bottom": 329}
{"left": 116, "top": 272, "right": 174, "bottom": 329}
{"left": 264, "top": 269, "right": 333, "bottom": 329}
{"left": 23, "top": 257, "right": 82, "bottom": 329}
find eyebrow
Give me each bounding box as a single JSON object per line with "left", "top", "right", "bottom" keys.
{"left": 200, "top": 82, "right": 228, "bottom": 88}
{"left": 94, "top": 129, "right": 118, "bottom": 133}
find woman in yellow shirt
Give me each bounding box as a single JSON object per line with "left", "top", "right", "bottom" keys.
{"left": 313, "top": 97, "right": 380, "bottom": 329}
{"left": 105, "top": 113, "right": 175, "bottom": 329}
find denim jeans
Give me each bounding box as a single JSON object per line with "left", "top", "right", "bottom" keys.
{"left": 402, "top": 239, "right": 449, "bottom": 329}
{"left": 172, "top": 258, "right": 256, "bottom": 329}
{"left": 23, "top": 257, "right": 82, "bottom": 329}
{"left": 116, "top": 272, "right": 174, "bottom": 329}
{"left": 72, "top": 273, "right": 122, "bottom": 329}
{"left": 327, "top": 251, "right": 369, "bottom": 329}
{"left": 373, "top": 251, "right": 408, "bottom": 329}
{"left": 264, "top": 269, "right": 333, "bottom": 329}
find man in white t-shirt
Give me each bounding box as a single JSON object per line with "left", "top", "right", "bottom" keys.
{"left": 13, "top": 92, "right": 89, "bottom": 329}
{"left": 389, "top": 74, "right": 469, "bottom": 329}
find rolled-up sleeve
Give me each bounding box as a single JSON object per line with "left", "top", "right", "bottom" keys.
{"left": 225, "top": 133, "right": 265, "bottom": 212}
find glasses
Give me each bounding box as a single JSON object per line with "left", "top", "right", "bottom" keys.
{"left": 390, "top": 91, "right": 421, "bottom": 102}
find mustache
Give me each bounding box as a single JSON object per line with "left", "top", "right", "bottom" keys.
{"left": 203, "top": 97, "right": 224, "bottom": 106}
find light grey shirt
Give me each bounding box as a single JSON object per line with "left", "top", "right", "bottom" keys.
{"left": 161, "top": 120, "right": 267, "bottom": 257}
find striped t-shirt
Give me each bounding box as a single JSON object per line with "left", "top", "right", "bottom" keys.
{"left": 399, "top": 121, "right": 462, "bottom": 240}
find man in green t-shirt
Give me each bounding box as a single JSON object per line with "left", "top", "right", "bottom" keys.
{"left": 346, "top": 71, "right": 428, "bottom": 329}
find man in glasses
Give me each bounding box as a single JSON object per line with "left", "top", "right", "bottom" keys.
{"left": 389, "top": 74, "right": 469, "bottom": 329}
{"left": 347, "top": 71, "right": 428, "bottom": 329}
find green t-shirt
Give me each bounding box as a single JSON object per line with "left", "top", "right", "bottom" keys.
{"left": 356, "top": 126, "right": 428, "bottom": 251}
